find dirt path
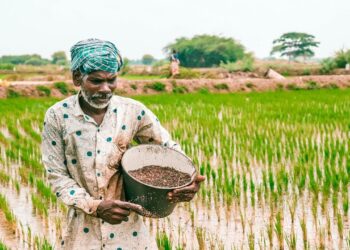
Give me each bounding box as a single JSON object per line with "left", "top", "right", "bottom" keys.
{"left": 1, "top": 75, "right": 350, "bottom": 98}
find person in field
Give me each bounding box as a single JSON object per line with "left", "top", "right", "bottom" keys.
{"left": 170, "top": 49, "right": 180, "bottom": 77}
{"left": 41, "top": 38, "right": 205, "bottom": 250}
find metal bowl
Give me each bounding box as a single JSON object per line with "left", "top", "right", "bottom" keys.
{"left": 121, "top": 144, "right": 196, "bottom": 218}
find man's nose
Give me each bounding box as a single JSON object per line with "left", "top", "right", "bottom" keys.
{"left": 99, "top": 82, "right": 112, "bottom": 93}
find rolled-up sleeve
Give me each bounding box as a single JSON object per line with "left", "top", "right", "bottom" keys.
{"left": 41, "top": 109, "right": 101, "bottom": 216}
{"left": 134, "top": 105, "right": 183, "bottom": 153}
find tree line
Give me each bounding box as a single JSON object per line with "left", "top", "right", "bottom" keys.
{"left": 1, "top": 33, "right": 349, "bottom": 70}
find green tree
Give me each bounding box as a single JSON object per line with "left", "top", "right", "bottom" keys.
{"left": 51, "top": 51, "right": 67, "bottom": 65}
{"left": 142, "top": 54, "right": 155, "bottom": 65}
{"left": 164, "top": 34, "right": 246, "bottom": 67}
{"left": 334, "top": 49, "right": 350, "bottom": 68}
{"left": 24, "top": 57, "right": 50, "bottom": 66}
{"left": 270, "top": 32, "right": 320, "bottom": 61}
{"left": 0, "top": 54, "right": 42, "bottom": 65}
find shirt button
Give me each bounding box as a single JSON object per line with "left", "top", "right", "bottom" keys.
{"left": 102, "top": 244, "right": 105, "bottom": 248}
{"left": 97, "top": 128, "right": 100, "bottom": 132}
{"left": 97, "top": 150, "right": 100, "bottom": 154}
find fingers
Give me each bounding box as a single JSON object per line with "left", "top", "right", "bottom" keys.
{"left": 173, "top": 183, "right": 198, "bottom": 194}
{"left": 195, "top": 175, "right": 206, "bottom": 182}
{"left": 111, "top": 207, "right": 130, "bottom": 217}
{"left": 114, "top": 200, "right": 144, "bottom": 214}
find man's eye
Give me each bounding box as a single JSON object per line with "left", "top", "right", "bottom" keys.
{"left": 108, "top": 78, "right": 117, "bottom": 84}
{"left": 92, "top": 80, "right": 103, "bottom": 84}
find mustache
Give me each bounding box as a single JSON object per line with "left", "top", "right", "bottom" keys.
{"left": 91, "top": 93, "right": 113, "bottom": 100}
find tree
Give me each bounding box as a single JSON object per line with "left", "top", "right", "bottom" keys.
{"left": 334, "top": 49, "right": 350, "bottom": 68}
{"left": 51, "top": 51, "right": 67, "bottom": 65}
{"left": 142, "top": 54, "right": 155, "bottom": 65}
{"left": 270, "top": 32, "right": 320, "bottom": 61}
{"left": 164, "top": 34, "right": 246, "bottom": 68}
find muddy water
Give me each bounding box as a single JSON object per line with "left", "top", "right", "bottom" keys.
{"left": 146, "top": 191, "right": 349, "bottom": 249}
{"left": 0, "top": 158, "right": 349, "bottom": 249}
{"left": 0, "top": 185, "right": 61, "bottom": 249}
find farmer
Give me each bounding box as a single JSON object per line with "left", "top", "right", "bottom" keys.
{"left": 170, "top": 49, "right": 180, "bottom": 77}
{"left": 41, "top": 38, "right": 205, "bottom": 250}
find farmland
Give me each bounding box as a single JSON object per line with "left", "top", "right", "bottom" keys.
{"left": 0, "top": 89, "right": 350, "bottom": 249}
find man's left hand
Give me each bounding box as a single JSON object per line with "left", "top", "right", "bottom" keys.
{"left": 167, "top": 175, "right": 205, "bottom": 203}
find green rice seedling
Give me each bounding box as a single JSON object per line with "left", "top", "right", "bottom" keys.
{"left": 274, "top": 210, "right": 283, "bottom": 249}
{"left": 34, "top": 236, "right": 53, "bottom": 250}
{"left": 317, "top": 229, "right": 326, "bottom": 250}
{"left": 0, "top": 170, "right": 10, "bottom": 184}
{"left": 250, "top": 179, "right": 256, "bottom": 207}
{"left": 248, "top": 229, "right": 255, "bottom": 250}
{"left": 35, "top": 179, "right": 56, "bottom": 203}
{"left": 268, "top": 169, "right": 275, "bottom": 193}
{"left": 31, "top": 194, "right": 48, "bottom": 217}
{"left": 0, "top": 193, "right": 16, "bottom": 224}
{"left": 0, "top": 241, "right": 10, "bottom": 250}
{"left": 311, "top": 198, "right": 318, "bottom": 232}
{"left": 267, "top": 218, "right": 274, "bottom": 248}
{"left": 300, "top": 214, "right": 308, "bottom": 250}
{"left": 14, "top": 180, "right": 20, "bottom": 193}
{"left": 336, "top": 211, "right": 344, "bottom": 240}
{"left": 239, "top": 208, "right": 246, "bottom": 234}
{"left": 285, "top": 230, "right": 297, "bottom": 250}
{"left": 288, "top": 193, "right": 298, "bottom": 228}
{"left": 195, "top": 227, "right": 206, "bottom": 250}
{"left": 342, "top": 192, "right": 349, "bottom": 215}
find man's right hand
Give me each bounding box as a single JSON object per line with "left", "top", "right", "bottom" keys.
{"left": 96, "top": 200, "right": 143, "bottom": 225}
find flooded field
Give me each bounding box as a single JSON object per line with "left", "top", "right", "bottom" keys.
{"left": 1, "top": 90, "right": 350, "bottom": 249}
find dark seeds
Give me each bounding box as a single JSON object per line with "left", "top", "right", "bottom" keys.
{"left": 129, "top": 165, "right": 191, "bottom": 188}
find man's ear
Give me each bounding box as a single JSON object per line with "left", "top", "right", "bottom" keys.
{"left": 72, "top": 70, "right": 83, "bottom": 87}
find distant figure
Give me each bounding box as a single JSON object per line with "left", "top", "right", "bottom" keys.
{"left": 170, "top": 49, "right": 180, "bottom": 77}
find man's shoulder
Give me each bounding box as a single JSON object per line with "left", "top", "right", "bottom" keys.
{"left": 45, "top": 95, "right": 76, "bottom": 114}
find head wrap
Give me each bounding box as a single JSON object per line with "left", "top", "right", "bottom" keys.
{"left": 70, "top": 38, "right": 123, "bottom": 75}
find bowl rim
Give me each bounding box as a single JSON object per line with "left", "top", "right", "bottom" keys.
{"left": 121, "top": 144, "right": 197, "bottom": 190}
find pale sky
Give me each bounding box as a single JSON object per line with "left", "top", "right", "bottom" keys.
{"left": 1, "top": 0, "right": 349, "bottom": 60}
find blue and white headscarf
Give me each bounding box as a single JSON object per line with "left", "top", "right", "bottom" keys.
{"left": 70, "top": 38, "right": 123, "bottom": 74}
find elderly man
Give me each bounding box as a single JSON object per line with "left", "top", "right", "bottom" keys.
{"left": 41, "top": 38, "right": 205, "bottom": 250}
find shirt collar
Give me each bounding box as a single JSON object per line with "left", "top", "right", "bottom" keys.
{"left": 72, "top": 90, "right": 85, "bottom": 117}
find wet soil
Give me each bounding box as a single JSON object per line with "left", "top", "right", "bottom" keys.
{"left": 129, "top": 165, "right": 191, "bottom": 188}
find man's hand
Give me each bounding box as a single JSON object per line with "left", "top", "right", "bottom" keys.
{"left": 96, "top": 200, "right": 144, "bottom": 224}
{"left": 167, "top": 175, "right": 205, "bottom": 203}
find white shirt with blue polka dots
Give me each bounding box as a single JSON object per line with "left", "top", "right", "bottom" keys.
{"left": 41, "top": 91, "right": 181, "bottom": 249}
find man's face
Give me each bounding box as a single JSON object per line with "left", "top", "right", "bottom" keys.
{"left": 79, "top": 71, "right": 117, "bottom": 109}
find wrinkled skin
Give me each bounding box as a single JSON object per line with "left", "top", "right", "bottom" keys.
{"left": 96, "top": 200, "right": 144, "bottom": 224}
{"left": 72, "top": 70, "right": 117, "bottom": 123}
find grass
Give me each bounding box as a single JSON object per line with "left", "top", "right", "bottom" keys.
{"left": 0, "top": 89, "right": 349, "bottom": 248}
{"left": 0, "top": 194, "right": 16, "bottom": 224}
{"left": 0, "top": 241, "right": 10, "bottom": 250}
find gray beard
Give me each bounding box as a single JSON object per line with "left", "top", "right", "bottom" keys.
{"left": 80, "top": 88, "right": 112, "bottom": 109}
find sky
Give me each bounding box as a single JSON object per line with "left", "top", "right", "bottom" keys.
{"left": 0, "top": 0, "right": 349, "bottom": 60}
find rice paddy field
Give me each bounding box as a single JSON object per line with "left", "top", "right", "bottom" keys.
{"left": 0, "top": 89, "right": 350, "bottom": 249}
